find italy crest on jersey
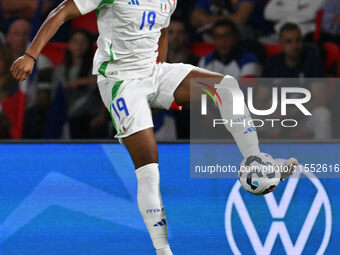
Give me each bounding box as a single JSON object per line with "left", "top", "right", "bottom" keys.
{"left": 160, "top": 0, "right": 168, "bottom": 12}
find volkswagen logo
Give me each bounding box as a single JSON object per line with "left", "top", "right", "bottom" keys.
{"left": 225, "top": 161, "right": 332, "bottom": 255}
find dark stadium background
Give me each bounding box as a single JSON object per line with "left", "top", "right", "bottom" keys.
{"left": 0, "top": 0, "right": 340, "bottom": 254}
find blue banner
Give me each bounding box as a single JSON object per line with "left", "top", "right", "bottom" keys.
{"left": 0, "top": 144, "right": 339, "bottom": 255}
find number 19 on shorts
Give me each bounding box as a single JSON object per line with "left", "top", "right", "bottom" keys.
{"left": 112, "top": 98, "right": 130, "bottom": 119}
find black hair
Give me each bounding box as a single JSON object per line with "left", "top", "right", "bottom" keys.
{"left": 279, "top": 23, "right": 301, "bottom": 39}
{"left": 170, "top": 17, "right": 189, "bottom": 34}
{"left": 212, "top": 18, "right": 240, "bottom": 40}
{"left": 64, "top": 29, "right": 94, "bottom": 80}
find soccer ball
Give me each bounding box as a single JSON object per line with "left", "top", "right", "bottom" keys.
{"left": 238, "top": 152, "right": 281, "bottom": 195}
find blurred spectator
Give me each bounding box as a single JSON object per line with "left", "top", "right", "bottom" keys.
{"left": 1, "top": 0, "right": 55, "bottom": 20}
{"left": 199, "top": 19, "right": 261, "bottom": 78}
{"left": 51, "top": 29, "right": 107, "bottom": 139}
{"left": 0, "top": 111, "right": 11, "bottom": 139}
{"left": 6, "top": 19, "right": 31, "bottom": 60}
{"left": 262, "top": 23, "right": 325, "bottom": 78}
{"left": 257, "top": 23, "right": 331, "bottom": 139}
{"left": 322, "top": 0, "right": 340, "bottom": 45}
{"left": 23, "top": 85, "right": 51, "bottom": 138}
{"left": 264, "top": 0, "right": 325, "bottom": 38}
{"left": 168, "top": 19, "right": 200, "bottom": 66}
{"left": 191, "top": 0, "right": 271, "bottom": 41}
{"left": 6, "top": 19, "right": 53, "bottom": 108}
{"left": 6, "top": 19, "right": 52, "bottom": 69}
{"left": 1, "top": 0, "right": 70, "bottom": 42}
{"left": 0, "top": 43, "right": 27, "bottom": 139}
{"left": 167, "top": 19, "right": 200, "bottom": 139}
{"left": 0, "top": 43, "right": 18, "bottom": 103}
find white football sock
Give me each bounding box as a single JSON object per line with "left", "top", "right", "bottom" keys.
{"left": 136, "top": 163, "right": 173, "bottom": 255}
{"left": 215, "top": 75, "right": 260, "bottom": 158}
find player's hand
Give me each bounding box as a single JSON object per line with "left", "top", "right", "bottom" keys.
{"left": 10, "top": 55, "right": 35, "bottom": 82}
{"left": 280, "top": 158, "right": 298, "bottom": 182}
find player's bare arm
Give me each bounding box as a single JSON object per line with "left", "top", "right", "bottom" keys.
{"left": 10, "top": 0, "right": 82, "bottom": 82}
{"left": 157, "top": 28, "right": 168, "bottom": 63}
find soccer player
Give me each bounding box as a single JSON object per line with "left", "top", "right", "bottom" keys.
{"left": 10, "top": 1, "right": 297, "bottom": 254}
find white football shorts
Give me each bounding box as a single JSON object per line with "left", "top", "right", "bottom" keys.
{"left": 98, "top": 62, "right": 195, "bottom": 140}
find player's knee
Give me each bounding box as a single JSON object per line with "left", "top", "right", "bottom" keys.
{"left": 216, "top": 75, "right": 242, "bottom": 96}
{"left": 134, "top": 152, "right": 159, "bottom": 169}
{"left": 218, "top": 75, "right": 240, "bottom": 89}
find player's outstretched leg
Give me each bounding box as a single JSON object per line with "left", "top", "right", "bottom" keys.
{"left": 123, "top": 128, "right": 173, "bottom": 255}
{"left": 174, "top": 68, "right": 260, "bottom": 158}
{"left": 175, "top": 68, "right": 297, "bottom": 179}
{"left": 214, "top": 75, "right": 261, "bottom": 157}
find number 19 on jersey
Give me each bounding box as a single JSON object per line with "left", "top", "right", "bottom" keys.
{"left": 140, "top": 11, "right": 157, "bottom": 31}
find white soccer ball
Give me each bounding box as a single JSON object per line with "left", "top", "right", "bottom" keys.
{"left": 238, "top": 152, "right": 281, "bottom": 195}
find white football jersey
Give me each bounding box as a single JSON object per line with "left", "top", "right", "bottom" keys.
{"left": 73, "top": 0, "right": 177, "bottom": 81}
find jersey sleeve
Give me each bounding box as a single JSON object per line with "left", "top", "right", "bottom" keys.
{"left": 163, "top": 0, "right": 178, "bottom": 28}
{"left": 73, "top": 0, "right": 101, "bottom": 15}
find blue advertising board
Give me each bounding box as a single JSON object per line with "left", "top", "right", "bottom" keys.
{"left": 0, "top": 143, "right": 339, "bottom": 255}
